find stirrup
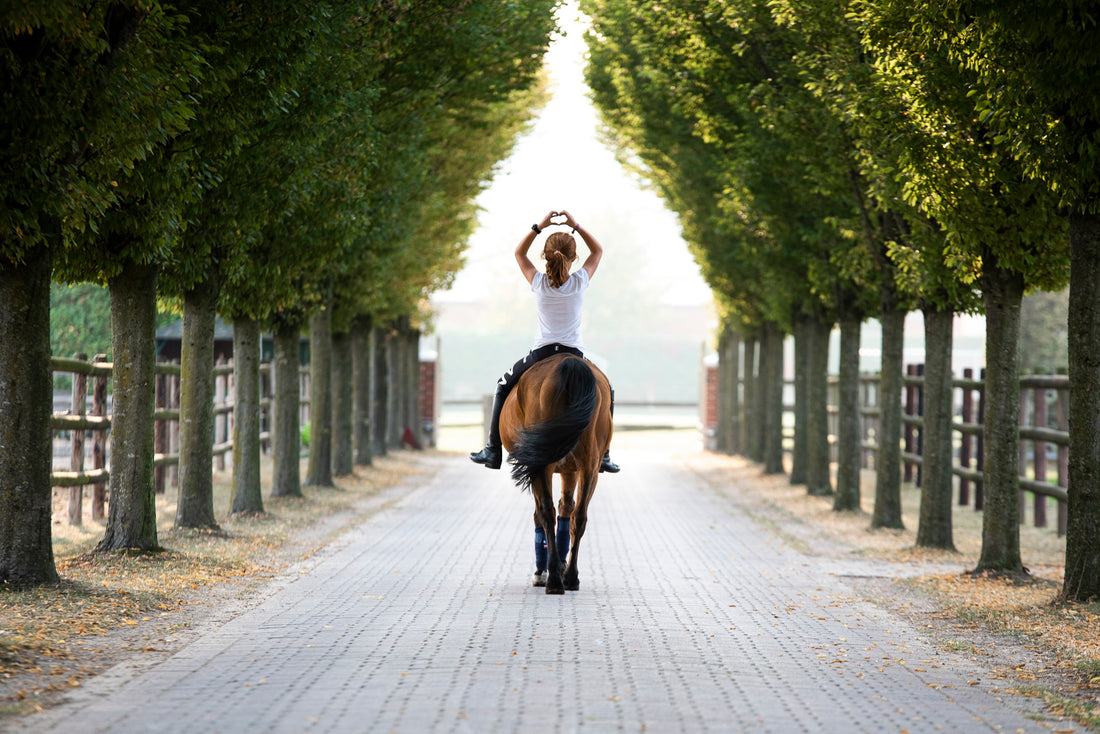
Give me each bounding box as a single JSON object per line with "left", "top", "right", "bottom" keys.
{"left": 469, "top": 445, "right": 502, "bottom": 470}
{"left": 600, "top": 453, "right": 620, "bottom": 473}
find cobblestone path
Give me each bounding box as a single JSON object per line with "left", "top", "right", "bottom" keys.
{"left": 27, "top": 447, "right": 1065, "bottom": 733}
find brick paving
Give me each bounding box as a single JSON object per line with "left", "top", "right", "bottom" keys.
{"left": 26, "top": 448, "right": 1068, "bottom": 733}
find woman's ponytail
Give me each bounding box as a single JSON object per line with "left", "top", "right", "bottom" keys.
{"left": 543, "top": 232, "right": 578, "bottom": 288}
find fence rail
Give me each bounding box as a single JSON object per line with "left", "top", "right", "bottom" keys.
{"left": 830, "top": 365, "right": 1070, "bottom": 534}
{"left": 733, "top": 364, "right": 1071, "bottom": 535}
{"left": 49, "top": 355, "right": 287, "bottom": 526}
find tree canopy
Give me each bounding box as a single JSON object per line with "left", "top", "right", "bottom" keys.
{"left": 1, "top": 0, "right": 558, "bottom": 584}
{"left": 582, "top": 0, "right": 1094, "bottom": 593}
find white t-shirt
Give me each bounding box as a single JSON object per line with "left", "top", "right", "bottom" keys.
{"left": 532, "top": 268, "right": 589, "bottom": 349}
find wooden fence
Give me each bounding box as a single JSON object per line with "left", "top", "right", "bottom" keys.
{"left": 701, "top": 359, "right": 1072, "bottom": 534}
{"left": 50, "top": 354, "right": 287, "bottom": 526}
{"left": 827, "top": 366, "right": 1069, "bottom": 534}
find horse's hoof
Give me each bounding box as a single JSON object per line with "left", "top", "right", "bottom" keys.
{"left": 545, "top": 585, "right": 565, "bottom": 595}
{"left": 564, "top": 580, "right": 579, "bottom": 591}
{"left": 532, "top": 570, "right": 547, "bottom": 587}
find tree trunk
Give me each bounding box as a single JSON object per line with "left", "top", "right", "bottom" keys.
{"left": 231, "top": 317, "right": 263, "bottom": 514}
{"left": 806, "top": 313, "right": 832, "bottom": 496}
{"left": 1063, "top": 211, "right": 1100, "bottom": 600}
{"left": 331, "top": 329, "right": 353, "bottom": 476}
{"left": 726, "top": 326, "right": 741, "bottom": 455}
{"left": 99, "top": 261, "right": 160, "bottom": 552}
{"left": 762, "top": 322, "right": 785, "bottom": 475}
{"left": 717, "top": 324, "right": 741, "bottom": 455}
{"left": 739, "top": 336, "right": 756, "bottom": 453}
{"left": 388, "top": 320, "right": 405, "bottom": 448}
{"left": 833, "top": 313, "right": 861, "bottom": 511}
{"left": 305, "top": 305, "right": 334, "bottom": 487}
{"left": 716, "top": 327, "right": 731, "bottom": 454}
{"left": 271, "top": 321, "right": 302, "bottom": 498}
{"left": 743, "top": 335, "right": 760, "bottom": 461}
{"left": 0, "top": 250, "right": 59, "bottom": 585}
{"left": 407, "top": 325, "right": 422, "bottom": 447}
{"left": 372, "top": 324, "right": 389, "bottom": 457}
{"left": 872, "top": 304, "right": 906, "bottom": 529}
{"left": 175, "top": 280, "right": 218, "bottom": 529}
{"left": 916, "top": 306, "right": 955, "bottom": 549}
{"left": 790, "top": 313, "right": 809, "bottom": 484}
{"left": 973, "top": 254, "right": 1026, "bottom": 575}
{"left": 352, "top": 315, "right": 373, "bottom": 466}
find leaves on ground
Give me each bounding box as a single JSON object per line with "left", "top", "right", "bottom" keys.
{"left": 0, "top": 456, "right": 418, "bottom": 710}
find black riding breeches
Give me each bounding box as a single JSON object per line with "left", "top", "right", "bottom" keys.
{"left": 497, "top": 342, "right": 585, "bottom": 391}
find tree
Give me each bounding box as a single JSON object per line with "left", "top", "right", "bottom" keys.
{"left": 4, "top": 2, "right": 204, "bottom": 564}
{"left": 160, "top": 0, "right": 327, "bottom": 525}
{"left": 582, "top": 0, "right": 872, "bottom": 499}
{"left": 857, "top": 0, "right": 1069, "bottom": 566}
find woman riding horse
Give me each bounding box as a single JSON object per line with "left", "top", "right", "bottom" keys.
{"left": 500, "top": 352, "right": 613, "bottom": 592}
{"left": 469, "top": 209, "right": 618, "bottom": 474}
{"left": 469, "top": 209, "right": 619, "bottom": 586}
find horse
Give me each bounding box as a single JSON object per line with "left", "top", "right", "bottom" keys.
{"left": 500, "top": 353, "right": 613, "bottom": 595}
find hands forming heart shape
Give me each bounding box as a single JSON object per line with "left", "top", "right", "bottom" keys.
{"left": 550, "top": 214, "right": 568, "bottom": 225}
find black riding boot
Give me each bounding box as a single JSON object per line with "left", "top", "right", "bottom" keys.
{"left": 470, "top": 384, "right": 507, "bottom": 469}
{"left": 601, "top": 387, "right": 620, "bottom": 473}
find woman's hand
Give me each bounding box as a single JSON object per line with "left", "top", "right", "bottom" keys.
{"left": 552, "top": 209, "right": 577, "bottom": 229}
{"left": 538, "top": 211, "right": 556, "bottom": 230}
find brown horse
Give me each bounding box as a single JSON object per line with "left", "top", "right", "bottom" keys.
{"left": 500, "top": 353, "right": 613, "bottom": 595}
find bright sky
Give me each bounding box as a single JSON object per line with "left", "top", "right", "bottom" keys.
{"left": 435, "top": 1, "right": 712, "bottom": 308}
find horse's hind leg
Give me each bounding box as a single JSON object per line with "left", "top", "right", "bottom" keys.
{"left": 563, "top": 471, "right": 597, "bottom": 591}
{"left": 556, "top": 472, "right": 578, "bottom": 565}
{"left": 532, "top": 515, "right": 548, "bottom": 587}
{"left": 533, "top": 470, "right": 564, "bottom": 595}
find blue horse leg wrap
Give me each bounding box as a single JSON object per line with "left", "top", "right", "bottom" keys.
{"left": 556, "top": 516, "right": 571, "bottom": 561}
{"left": 534, "top": 526, "right": 547, "bottom": 572}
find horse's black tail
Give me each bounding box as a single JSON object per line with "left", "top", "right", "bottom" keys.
{"left": 509, "top": 357, "right": 598, "bottom": 491}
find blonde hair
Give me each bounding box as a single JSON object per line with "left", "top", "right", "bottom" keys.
{"left": 543, "top": 232, "right": 577, "bottom": 288}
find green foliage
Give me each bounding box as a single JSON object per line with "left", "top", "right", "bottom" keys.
{"left": 2, "top": 2, "right": 200, "bottom": 265}
{"left": 583, "top": 0, "right": 1077, "bottom": 330}
{"left": 49, "top": 282, "right": 178, "bottom": 361}
{"left": 1019, "top": 289, "right": 1069, "bottom": 374}
{"left": 50, "top": 283, "right": 112, "bottom": 360}
{"left": 6, "top": 0, "right": 558, "bottom": 332}
{"left": 583, "top": 0, "right": 874, "bottom": 332}
{"left": 921, "top": 2, "right": 1100, "bottom": 213}
{"left": 325, "top": 0, "right": 558, "bottom": 331}
{"left": 854, "top": 0, "right": 1069, "bottom": 298}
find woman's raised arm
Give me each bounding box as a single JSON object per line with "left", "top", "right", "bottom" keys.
{"left": 516, "top": 211, "right": 555, "bottom": 284}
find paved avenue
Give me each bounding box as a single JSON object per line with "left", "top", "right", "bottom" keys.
{"left": 24, "top": 447, "right": 1065, "bottom": 733}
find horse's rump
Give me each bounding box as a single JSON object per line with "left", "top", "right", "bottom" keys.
{"left": 499, "top": 352, "right": 612, "bottom": 594}
{"left": 504, "top": 355, "right": 600, "bottom": 491}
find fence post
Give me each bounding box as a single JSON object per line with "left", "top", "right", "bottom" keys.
{"left": 215, "top": 354, "right": 227, "bottom": 472}
{"left": 1018, "top": 389, "right": 1028, "bottom": 525}
{"left": 68, "top": 353, "right": 88, "bottom": 525}
{"left": 860, "top": 376, "right": 874, "bottom": 469}
{"left": 170, "top": 362, "right": 180, "bottom": 488}
{"left": 261, "top": 361, "right": 272, "bottom": 454}
{"left": 154, "top": 368, "right": 168, "bottom": 494}
{"left": 227, "top": 359, "right": 235, "bottom": 466}
{"left": 959, "top": 368, "right": 973, "bottom": 506}
{"left": 91, "top": 353, "right": 108, "bottom": 521}
{"left": 915, "top": 363, "right": 924, "bottom": 487}
{"left": 1056, "top": 380, "right": 1068, "bottom": 535}
{"left": 975, "top": 368, "right": 986, "bottom": 511}
{"left": 904, "top": 364, "right": 916, "bottom": 482}
{"left": 1033, "top": 387, "right": 1048, "bottom": 528}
